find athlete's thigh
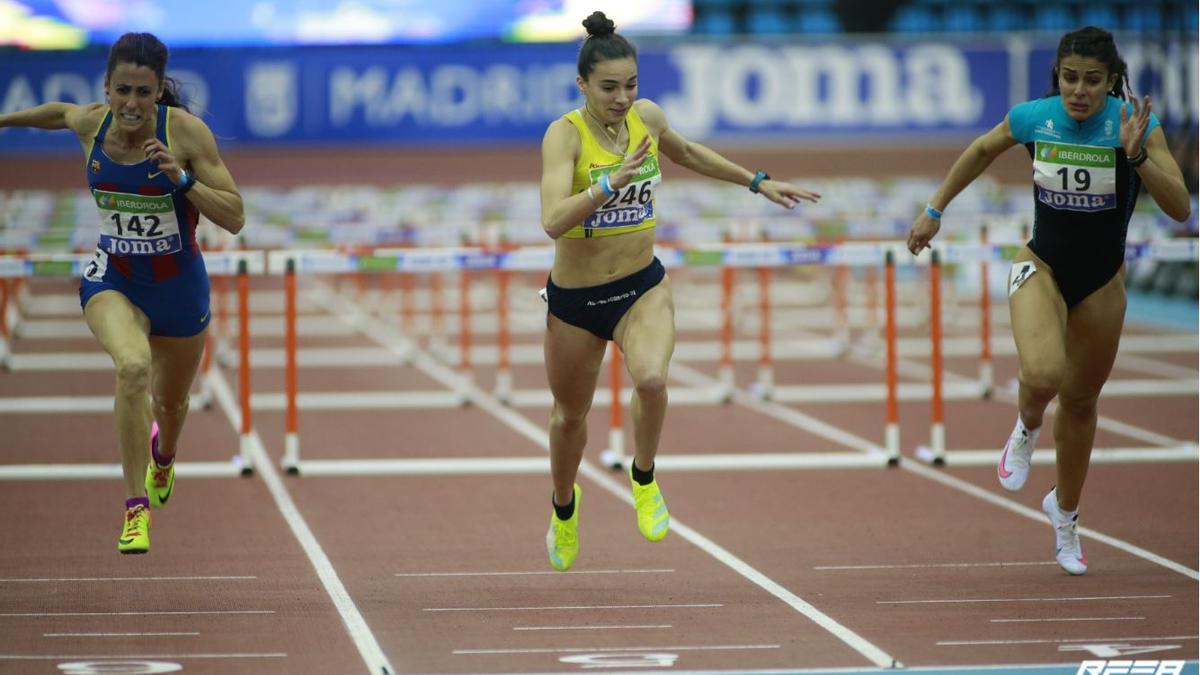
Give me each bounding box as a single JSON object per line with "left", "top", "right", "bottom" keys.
{"left": 149, "top": 329, "right": 208, "bottom": 403}
{"left": 1008, "top": 248, "right": 1068, "bottom": 377}
{"left": 83, "top": 290, "right": 152, "bottom": 363}
{"left": 1062, "top": 268, "right": 1126, "bottom": 399}
{"left": 613, "top": 277, "right": 675, "bottom": 382}
{"left": 544, "top": 314, "right": 607, "bottom": 413}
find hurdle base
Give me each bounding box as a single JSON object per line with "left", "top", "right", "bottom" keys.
{"left": 599, "top": 448, "right": 624, "bottom": 471}
{"left": 914, "top": 446, "right": 946, "bottom": 466}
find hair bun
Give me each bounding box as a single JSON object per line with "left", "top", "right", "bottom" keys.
{"left": 582, "top": 11, "right": 616, "bottom": 37}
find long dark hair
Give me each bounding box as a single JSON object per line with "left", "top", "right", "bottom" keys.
{"left": 1048, "top": 26, "right": 1130, "bottom": 100}
{"left": 577, "top": 11, "right": 637, "bottom": 80}
{"left": 105, "top": 32, "right": 190, "bottom": 112}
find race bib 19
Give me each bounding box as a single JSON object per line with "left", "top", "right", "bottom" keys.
{"left": 1033, "top": 141, "right": 1117, "bottom": 213}
{"left": 93, "top": 189, "right": 182, "bottom": 256}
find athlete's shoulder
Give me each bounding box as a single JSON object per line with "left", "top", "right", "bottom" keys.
{"left": 633, "top": 98, "right": 662, "bottom": 116}
{"left": 165, "top": 106, "right": 209, "bottom": 137}
{"left": 67, "top": 103, "right": 108, "bottom": 131}
{"left": 1009, "top": 96, "right": 1062, "bottom": 144}
{"left": 542, "top": 114, "right": 581, "bottom": 155}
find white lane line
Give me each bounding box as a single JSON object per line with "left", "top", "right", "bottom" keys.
{"left": 208, "top": 368, "right": 395, "bottom": 675}
{"left": 44, "top": 632, "right": 201, "bottom": 637}
{"left": 425, "top": 603, "right": 722, "bottom": 613}
{"left": 878, "top": 594, "right": 1171, "bottom": 605}
{"left": 328, "top": 290, "right": 900, "bottom": 669}
{"left": 1115, "top": 352, "right": 1198, "bottom": 379}
{"left": 0, "top": 610, "right": 273, "bottom": 617}
{"left": 396, "top": 569, "right": 673, "bottom": 578}
{"left": 691, "top": 328, "right": 1199, "bottom": 582}
{"left": 0, "top": 576, "right": 255, "bottom": 583}
{"left": 901, "top": 460, "right": 1200, "bottom": 581}
{"left": 989, "top": 617, "right": 1145, "bottom": 623}
{"left": 454, "top": 644, "right": 781, "bottom": 655}
{"left": 0, "top": 653, "right": 286, "bottom": 660}
{"left": 513, "top": 625, "right": 672, "bottom": 632}
{"left": 938, "top": 635, "right": 1198, "bottom": 646}
{"left": 814, "top": 562, "right": 1054, "bottom": 570}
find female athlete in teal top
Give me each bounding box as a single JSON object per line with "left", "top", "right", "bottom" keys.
{"left": 906, "top": 27, "right": 1189, "bottom": 576}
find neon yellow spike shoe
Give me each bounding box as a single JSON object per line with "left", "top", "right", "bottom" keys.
{"left": 118, "top": 504, "right": 151, "bottom": 554}
{"left": 546, "top": 484, "right": 581, "bottom": 572}
{"left": 630, "top": 467, "right": 669, "bottom": 542}
{"left": 144, "top": 422, "right": 175, "bottom": 508}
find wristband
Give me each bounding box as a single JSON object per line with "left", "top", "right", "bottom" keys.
{"left": 598, "top": 173, "right": 617, "bottom": 198}
{"left": 749, "top": 170, "right": 770, "bottom": 194}
{"left": 586, "top": 185, "right": 596, "bottom": 203}
{"left": 177, "top": 168, "right": 196, "bottom": 194}
{"left": 1128, "top": 147, "right": 1148, "bottom": 168}
{"left": 924, "top": 203, "right": 943, "bottom": 220}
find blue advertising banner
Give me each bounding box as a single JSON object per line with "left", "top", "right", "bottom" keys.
{"left": 1, "top": 37, "right": 1194, "bottom": 154}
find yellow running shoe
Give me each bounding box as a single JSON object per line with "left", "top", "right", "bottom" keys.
{"left": 144, "top": 423, "right": 174, "bottom": 508}
{"left": 118, "top": 504, "right": 151, "bottom": 554}
{"left": 631, "top": 467, "right": 669, "bottom": 542}
{"left": 546, "top": 484, "right": 580, "bottom": 572}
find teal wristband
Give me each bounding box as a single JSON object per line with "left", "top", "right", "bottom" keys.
{"left": 749, "top": 170, "right": 770, "bottom": 194}
{"left": 924, "top": 203, "right": 942, "bottom": 220}
{"left": 598, "top": 173, "right": 617, "bottom": 198}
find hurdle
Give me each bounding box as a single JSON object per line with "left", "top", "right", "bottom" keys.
{"left": 0, "top": 250, "right": 261, "bottom": 480}
{"left": 904, "top": 238, "right": 1200, "bottom": 467}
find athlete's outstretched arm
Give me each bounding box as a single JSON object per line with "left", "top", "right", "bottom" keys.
{"left": 1122, "top": 97, "right": 1191, "bottom": 222}
{"left": 907, "top": 116, "right": 1019, "bottom": 254}
{"left": 539, "top": 117, "right": 650, "bottom": 239}
{"left": 636, "top": 99, "right": 820, "bottom": 209}
{"left": 0, "top": 102, "right": 88, "bottom": 130}
{"left": 158, "top": 112, "right": 244, "bottom": 234}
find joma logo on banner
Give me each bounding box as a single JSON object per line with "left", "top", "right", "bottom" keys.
{"left": 660, "top": 44, "right": 985, "bottom": 136}
{"left": 1076, "top": 660, "right": 1187, "bottom": 675}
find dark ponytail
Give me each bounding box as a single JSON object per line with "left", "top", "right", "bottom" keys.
{"left": 105, "top": 32, "right": 191, "bottom": 112}
{"left": 577, "top": 11, "right": 637, "bottom": 80}
{"left": 1048, "top": 26, "right": 1130, "bottom": 100}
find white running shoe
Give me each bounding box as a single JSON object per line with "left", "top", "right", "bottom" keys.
{"left": 1042, "top": 489, "right": 1088, "bottom": 575}
{"left": 997, "top": 427, "right": 1035, "bottom": 491}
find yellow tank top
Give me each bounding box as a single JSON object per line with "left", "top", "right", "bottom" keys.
{"left": 562, "top": 106, "right": 662, "bottom": 239}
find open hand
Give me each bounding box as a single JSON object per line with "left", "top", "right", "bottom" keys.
{"left": 609, "top": 136, "right": 652, "bottom": 190}
{"left": 1119, "top": 94, "right": 1151, "bottom": 159}
{"left": 758, "top": 179, "right": 821, "bottom": 209}
{"left": 906, "top": 211, "right": 940, "bottom": 254}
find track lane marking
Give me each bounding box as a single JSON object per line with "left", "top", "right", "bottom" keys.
{"left": 424, "top": 603, "right": 722, "bottom": 612}
{"left": 814, "top": 562, "right": 1054, "bottom": 570}
{"left": 321, "top": 289, "right": 898, "bottom": 669}
{"left": 208, "top": 367, "right": 395, "bottom": 675}
{"left": 44, "top": 632, "right": 201, "bottom": 637}
{"left": 938, "top": 635, "right": 1198, "bottom": 646}
{"left": 879, "top": 594, "right": 1171, "bottom": 604}
{"left": 0, "top": 610, "right": 273, "bottom": 617}
{"left": 0, "top": 576, "right": 255, "bottom": 583}
{"left": 396, "top": 569, "right": 673, "bottom": 577}
{"left": 988, "top": 617, "right": 1145, "bottom": 623}
{"left": 453, "top": 644, "right": 781, "bottom": 655}
{"left": 513, "top": 624, "right": 672, "bottom": 631}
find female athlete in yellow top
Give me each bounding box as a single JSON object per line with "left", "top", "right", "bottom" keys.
{"left": 539, "top": 11, "right": 821, "bottom": 571}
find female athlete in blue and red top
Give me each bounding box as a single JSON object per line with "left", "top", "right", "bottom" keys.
{"left": 81, "top": 103, "right": 210, "bottom": 337}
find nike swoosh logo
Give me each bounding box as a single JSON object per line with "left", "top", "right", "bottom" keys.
{"left": 199, "top": 311, "right": 210, "bottom": 323}
{"left": 159, "top": 483, "right": 173, "bottom": 505}
{"left": 997, "top": 447, "right": 1013, "bottom": 478}
{"left": 148, "top": 170, "right": 164, "bottom": 180}
{"left": 119, "top": 538, "right": 135, "bottom": 545}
